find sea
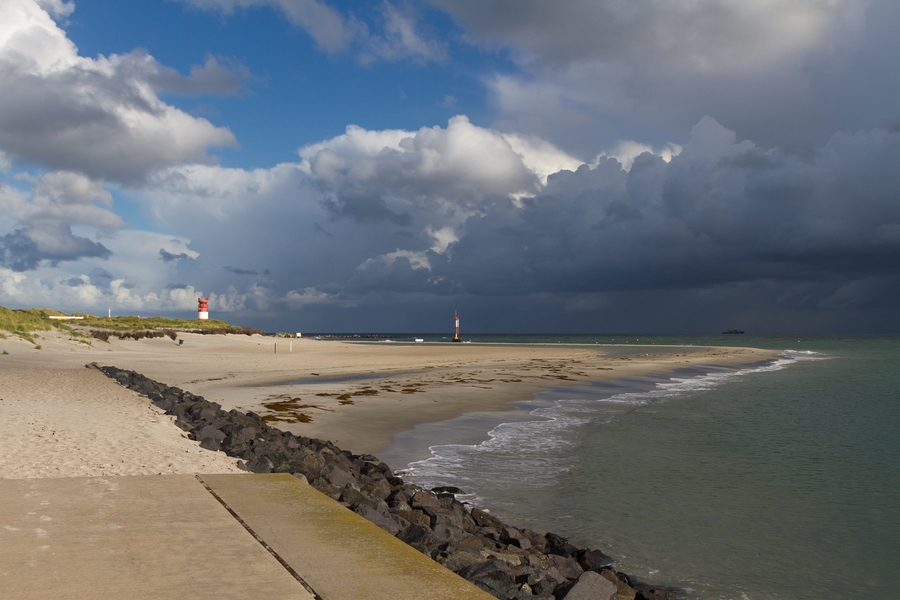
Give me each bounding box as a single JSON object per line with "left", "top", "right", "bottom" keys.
{"left": 371, "top": 334, "right": 899, "bottom": 600}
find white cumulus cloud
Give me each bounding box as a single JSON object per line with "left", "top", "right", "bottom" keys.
{"left": 300, "top": 115, "right": 543, "bottom": 223}
{"left": 0, "top": 0, "right": 237, "bottom": 183}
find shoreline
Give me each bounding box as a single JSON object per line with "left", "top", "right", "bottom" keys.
{"left": 90, "top": 364, "right": 687, "bottom": 599}
{"left": 3, "top": 332, "right": 891, "bottom": 600}
{"left": 0, "top": 330, "right": 780, "bottom": 461}
{"left": 0, "top": 331, "right": 781, "bottom": 600}
{"left": 249, "top": 347, "right": 780, "bottom": 457}
{"left": 380, "top": 360, "right": 774, "bottom": 470}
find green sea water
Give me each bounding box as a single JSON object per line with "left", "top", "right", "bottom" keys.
{"left": 388, "top": 335, "right": 899, "bottom": 599}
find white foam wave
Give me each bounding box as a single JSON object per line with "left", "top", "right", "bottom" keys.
{"left": 401, "top": 350, "right": 821, "bottom": 494}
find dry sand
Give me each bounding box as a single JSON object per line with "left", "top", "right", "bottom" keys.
{"left": 0, "top": 329, "right": 780, "bottom": 477}
{"left": 0, "top": 366, "right": 245, "bottom": 479}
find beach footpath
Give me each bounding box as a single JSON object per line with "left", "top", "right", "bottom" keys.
{"left": 0, "top": 361, "right": 677, "bottom": 600}
{"left": 1, "top": 473, "right": 495, "bottom": 599}
{"left": 74, "top": 364, "right": 677, "bottom": 600}
{"left": 0, "top": 364, "right": 494, "bottom": 599}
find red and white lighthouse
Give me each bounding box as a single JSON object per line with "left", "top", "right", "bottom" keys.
{"left": 198, "top": 298, "right": 209, "bottom": 320}
{"left": 452, "top": 310, "right": 461, "bottom": 342}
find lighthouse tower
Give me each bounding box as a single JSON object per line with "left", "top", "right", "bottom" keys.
{"left": 452, "top": 310, "right": 461, "bottom": 342}
{"left": 198, "top": 298, "right": 209, "bottom": 320}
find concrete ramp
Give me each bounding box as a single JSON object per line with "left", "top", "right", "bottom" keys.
{"left": 201, "top": 473, "right": 495, "bottom": 600}
{"left": 0, "top": 474, "right": 494, "bottom": 600}
{"left": 0, "top": 474, "right": 312, "bottom": 599}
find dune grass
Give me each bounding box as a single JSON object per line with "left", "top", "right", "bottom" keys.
{"left": 0, "top": 305, "right": 261, "bottom": 342}
{"left": 84, "top": 315, "right": 240, "bottom": 332}
{"left": 0, "top": 306, "right": 61, "bottom": 341}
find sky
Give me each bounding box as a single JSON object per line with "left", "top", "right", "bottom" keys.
{"left": 1, "top": 0, "right": 899, "bottom": 334}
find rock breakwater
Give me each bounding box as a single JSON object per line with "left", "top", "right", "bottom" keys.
{"left": 97, "top": 364, "right": 676, "bottom": 600}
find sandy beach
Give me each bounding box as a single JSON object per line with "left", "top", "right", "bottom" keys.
{"left": 0, "top": 329, "right": 779, "bottom": 476}
{"left": 0, "top": 365, "right": 246, "bottom": 479}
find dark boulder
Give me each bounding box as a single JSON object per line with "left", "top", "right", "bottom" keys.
{"left": 196, "top": 424, "right": 225, "bottom": 443}
{"left": 404, "top": 509, "right": 433, "bottom": 529}
{"left": 356, "top": 505, "right": 403, "bottom": 536}
{"left": 457, "top": 559, "right": 520, "bottom": 600}
{"left": 432, "top": 485, "right": 466, "bottom": 495}
{"left": 471, "top": 507, "right": 504, "bottom": 530}
{"left": 546, "top": 532, "right": 579, "bottom": 557}
{"left": 244, "top": 456, "right": 274, "bottom": 473}
{"left": 95, "top": 364, "right": 678, "bottom": 600}
{"left": 633, "top": 581, "right": 679, "bottom": 600}
{"left": 599, "top": 569, "right": 638, "bottom": 599}
{"left": 547, "top": 554, "right": 583, "bottom": 583}
{"left": 339, "top": 487, "right": 372, "bottom": 509}
{"left": 576, "top": 548, "right": 615, "bottom": 572}
{"left": 410, "top": 490, "right": 441, "bottom": 510}
{"left": 362, "top": 477, "right": 392, "bottom": 500}
{"left": 560, "top": 571, "right": 618, "bottom": 600}
{"left": 431, "top": 513, "right": 466, "bottom": 543}
{"left": 323, "top": 465, "right": 358, "bottom": 489}
{"left": 398, "top": 523, "right": 438, "bottom": 556}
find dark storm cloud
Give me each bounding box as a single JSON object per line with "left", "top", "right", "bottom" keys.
{"left": 312, "top": 223, "right": 334, "bottom": 237}
{"left": 346, "top": 251, "right": 459, "bottom": 295}
{"left": 432, "top": 0, "right": 900, "bottom": 155}
{"left": 321, "top": 191, "right": 413, "bottom": 226}
{"left": 224, "top": 266, "right": 259, "bottom": 275}
{"left": 0, "top": 230, "right": 44, "bottom": 271}
{"left": 0, "top": 170, "right": 122, "bottom": 271}
{"left": 359, "top": 119, "right": 900, "bottom": 315}
{"left": 432, "top": 0, "right": 841, "bottom": 71}
{"left": 135, "top": 114, "right": 900, "bottom": 331}
{"left": 0, "top": 227, "right": 111, "bottom": 271}
{"left": 88, "top": 267, "right": 114, "bottom": 288}
{"left": 159, "top": 249, "right": 192, "bottom": 263}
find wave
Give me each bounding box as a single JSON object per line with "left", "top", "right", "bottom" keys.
{"left": 400, "top": 350, "right": 825, "bottom": 500}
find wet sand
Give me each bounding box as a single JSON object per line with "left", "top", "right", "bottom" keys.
{"left": 0, "top": 330, "right": 780, "bottom": 467}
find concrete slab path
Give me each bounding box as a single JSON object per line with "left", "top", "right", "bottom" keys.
{"left": 0, "top": 474, "right": 313, "bottom": 599}
{"left": 201, "top": 473, "right": 496, "bottom": 600}
{"left": 1, "top": 474, "right": 494, "bottom": 600}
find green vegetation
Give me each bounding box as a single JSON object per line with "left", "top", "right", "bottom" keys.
{"left": 82, "top": 314, "right": 241, "bottom": 332}
{"left": 86, "top": 316, "right": 261, "bottom": 342}
{"left": 0, "top": 306, "right": 60, "bottom": 341}
{"left": 0, "top": 305, "right": 262, "bottom": 342}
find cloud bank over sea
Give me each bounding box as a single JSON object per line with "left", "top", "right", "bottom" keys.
{"left": 1, "top": 0, "right": 899, "bottom": 332}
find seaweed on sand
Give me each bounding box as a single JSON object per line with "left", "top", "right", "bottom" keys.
{"left": 260, "top": 395, "right": 333, "bottom": 424}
